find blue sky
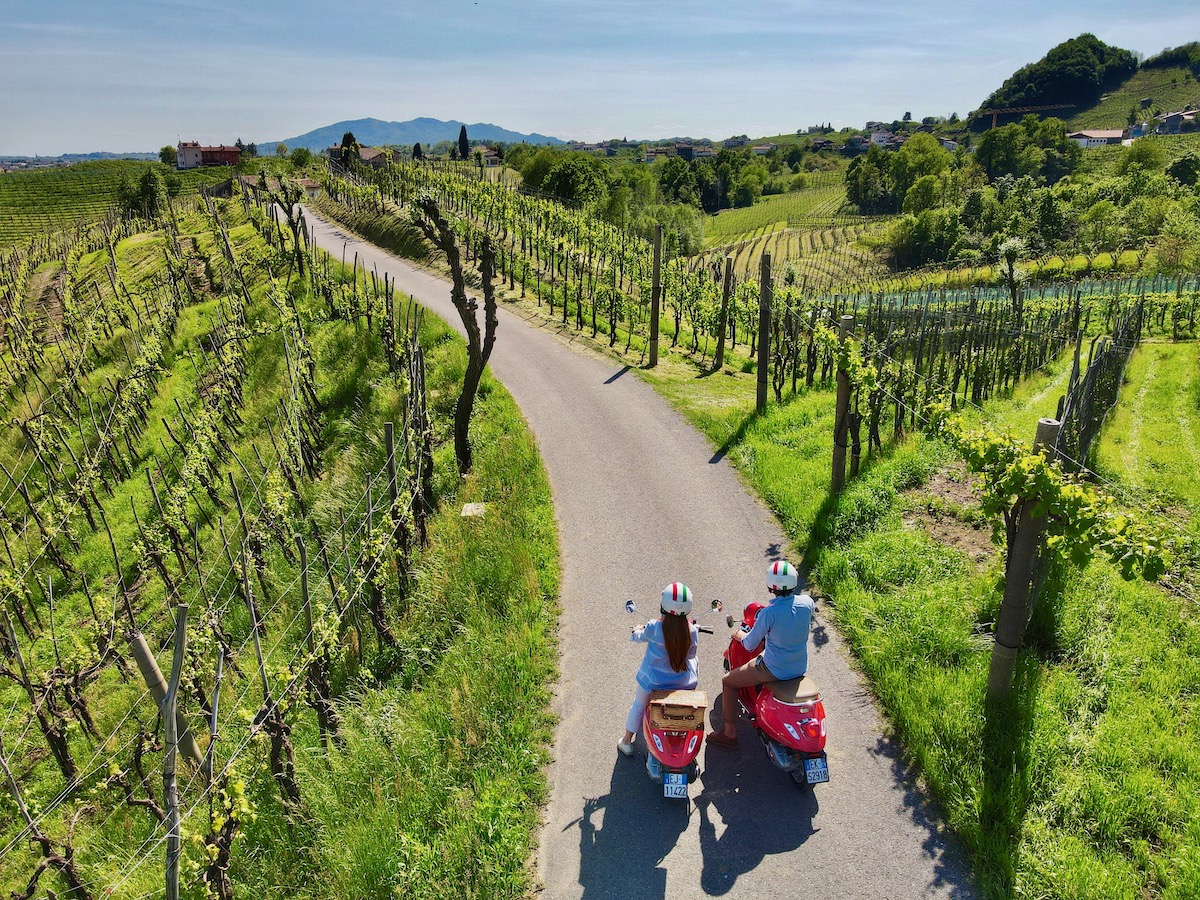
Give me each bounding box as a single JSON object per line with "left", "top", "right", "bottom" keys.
{"left": 2, "top": 0, "right": 1199, "bottom": 155}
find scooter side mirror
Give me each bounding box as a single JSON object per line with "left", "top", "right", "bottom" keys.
{"left": 726, "top": 614, "right": 735, "bottom": 629}
{"left": 711, "top": 599, "right": 723, "bottom": 613}
{"left": 624, "top": 599, "right": 636, "bottom": 614}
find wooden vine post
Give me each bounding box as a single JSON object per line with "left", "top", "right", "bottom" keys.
{"left": 649, "top": 224, "right": 662, "bottom": 367}
{"left": 714, "top": 257, "right": 733, "bottom": 370}
{"left": 831, "top": 315, "right": 855, "bottom": 493}
{"left": 163, "top": 604, "right": 188, "bottom": 900}
{"left": 987, "top": 417, "right": 1061, "bottom": 702}
{"left": 756, "top": 253, "right": 772, "bottom": 414}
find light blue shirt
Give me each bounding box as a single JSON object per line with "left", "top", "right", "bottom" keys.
{"left": 743, "top": 593, "right": 813, "bottom": 680}
{"left": 631, "top": 619, "right": 699, "bottom": 691}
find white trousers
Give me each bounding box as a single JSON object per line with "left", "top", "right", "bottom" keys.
{"left": 624, "top": 684, "right": 653, "bottom": 736}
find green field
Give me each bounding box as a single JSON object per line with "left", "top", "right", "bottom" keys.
{"left": 702, "top": 171, "right": 847, "bottom": 247}
{"left": 1094, "top": 339, "right": 1200, "bottom": 525}
{"left": 0, "top": 159, "right": 230, "bottom": 247}
{"left": 1070, "top": 64, "right": 1200, "bottom": 131}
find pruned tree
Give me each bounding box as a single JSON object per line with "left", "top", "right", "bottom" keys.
{"left": 414, "top": 198, "right": 498, "bottom": 474}
{"left": 458, "top": 125, "right": 470, "bottom": 161}
{"left": 412, "top": 142, "right": 424, "bottom": 161}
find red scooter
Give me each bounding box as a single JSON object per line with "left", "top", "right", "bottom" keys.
{"left": 627, "top": 599, "right": 714, "bottom": 800}
{"left": 724, "top": 600, "right": 829, "bottom": 789}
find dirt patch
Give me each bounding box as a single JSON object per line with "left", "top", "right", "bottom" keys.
{"left": 24, "top": 265, "right": 66, "bottom": 344}
{"left": 902, "top": 462, "right": 997, "bottom": 566}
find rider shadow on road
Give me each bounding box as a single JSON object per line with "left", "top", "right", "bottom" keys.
{"left": 693, "top": 700, "right": 819, "bottom": 896}
{"left": 574, "top": 756, "right": 690, "bottom": 900}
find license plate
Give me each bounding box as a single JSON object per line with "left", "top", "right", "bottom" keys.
{"left": 663, "top": 772, "right": 688, "bottom": 799}
{"left": 803, "top": 755, "right": 829, "bottom": 784}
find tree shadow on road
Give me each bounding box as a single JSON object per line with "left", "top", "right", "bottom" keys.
{"left": 692, "top": 702, "right": 819, "bottom": 896}
{"left": 573, "top": 756, "right": 691, "bottom": 900}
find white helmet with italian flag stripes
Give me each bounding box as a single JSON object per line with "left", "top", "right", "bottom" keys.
{"left": 766, "top": 560, "right": 799, "bottom": 594}
{"left": 660, "top": 582, "right": 693, "bottom": 616}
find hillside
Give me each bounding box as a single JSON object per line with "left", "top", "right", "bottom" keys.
{"left": 1070, "top": 64, "right": 1200, "bottom": 130}
{"left": 263, "top": 116, "right": 565, "bottom": 153}
{"left": 973, "top": 34, "right": 1138, "bottom": 127}
{"left": 0, "top": 160, "right": 229, "bottom": 247}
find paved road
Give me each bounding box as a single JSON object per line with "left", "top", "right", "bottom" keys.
{"left": 302, "top": 208, "right": 977, "bottom": 900}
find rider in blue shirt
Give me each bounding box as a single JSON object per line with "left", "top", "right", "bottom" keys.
{"left": 708, "top": 560, "right": 813, "bottom": 748}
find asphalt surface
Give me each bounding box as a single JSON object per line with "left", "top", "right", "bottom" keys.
{"left": 301, "top": 208, "right": 978, "bottom": 900}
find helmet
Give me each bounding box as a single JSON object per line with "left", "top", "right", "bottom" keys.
{"left": 766, "top": 560, "right": 799, "bottom": 593}
{"left": 660, "top": 582, "right": 693, "bottom": 616}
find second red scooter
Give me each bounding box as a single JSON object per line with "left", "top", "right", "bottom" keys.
{"left": 724, "top": 600, "right": 830, "bottom": 789}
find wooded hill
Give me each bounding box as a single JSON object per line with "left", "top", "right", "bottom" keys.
{"left": 971, "top": 35, "right": 1200, "bottom": 131}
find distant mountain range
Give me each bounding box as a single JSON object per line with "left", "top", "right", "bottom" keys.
{"left": 260, "top": 117, "right": 566, "bottom": 154}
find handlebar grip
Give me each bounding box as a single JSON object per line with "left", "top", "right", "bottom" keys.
{"left": 697, "top": 626, "right": 713, "bottom": 635}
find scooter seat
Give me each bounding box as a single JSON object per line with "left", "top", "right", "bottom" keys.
{"left": 766, "top": 675, "right": 820, "bottom": 705}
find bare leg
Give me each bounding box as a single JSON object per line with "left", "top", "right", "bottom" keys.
{"left": 719, "top": 659, "right": 775, "bottom": 738}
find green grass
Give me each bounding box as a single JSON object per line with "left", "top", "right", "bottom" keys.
{"left": 0, "top": 160, "right": 230, "bottom": 247}
{"left": 1094, "top": 339, "right": 1200, "bottom": 525}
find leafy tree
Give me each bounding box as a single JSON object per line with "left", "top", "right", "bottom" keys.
{"left": 903, "top": 111, "right": 912, "bottom": 122}
{"left": 289, "top": 147, "right": 312, "bottom": 168}
{"left": 275, "top": 142, "right": 289, "bottom": 157}
{"left": 159, "top": 145, "right": 177, "bottom": 166}
{"left": 542, "top": 156, "right": 607, "bottom": 208}
{"left": 977, "top": 34, "right": 1136, "bottom": 119}
{"left": 891, "top": 133, "right": 951, "bottom": 202}
{"left": 1118, "top": 137, "right": 1166, "bottom": 175}
{"left": 458, "top": 125, "right": 469, "bottom": 160}
{"left": 1167, "top": 151, "right": 1200, "bottom": 186}
{"left": 656, "top": 156, "right": 697, "bottom": 205}
{"left": 845, "top": 146, "right": 896, "bottom": 213}
{"left": 887, "top": 208, "right": 961, "bottom": 268}
{"left": 412, "top": 142, "right": 423, "bottom": 161}
{"left": 519, "top": 148, "right": 556, "bottom": 191}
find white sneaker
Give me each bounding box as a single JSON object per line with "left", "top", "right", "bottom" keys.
{"left": 617, "top": 740, "right": 635, "bottom": 757}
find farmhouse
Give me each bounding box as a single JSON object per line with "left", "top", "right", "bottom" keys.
{"left": 723, "top": 135, "right": 750, "bottom": 148}
{"left": 176, "top": 142, "right": 241, "bottom": 169}
{"left": 1158, "top": 108, "right": 1198, "bottom": 134}
{"left": 1067, "top": 130, "right": 1124, "bottom": 148}
{"left": 751, "top": 142, "right": 776, "bottom": 155}
{"left": 870, "top": 130, "right": 893, "bottom": 147}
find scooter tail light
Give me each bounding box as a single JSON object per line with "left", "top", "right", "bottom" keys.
{"left": 801, "top": 718, "right": 822, "bottom": 740}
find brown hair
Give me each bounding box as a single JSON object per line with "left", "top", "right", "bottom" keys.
{"left": 662, "top": 612, "right": 692, "bottom": 673}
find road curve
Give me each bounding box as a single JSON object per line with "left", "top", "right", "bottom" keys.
{"left": 301, "top": 208, "right": 977, "bottom": 900}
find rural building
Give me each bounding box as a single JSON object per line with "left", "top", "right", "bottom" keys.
{"left": 675, "top": 143, "right": 696, "bottom": 162}
{"left": 357, "top": 146, "right": 390, "bottom": 169}
{"left": 938, "top": 138, "right": 960, "bottom": 151}
{"left": 176, "top": 141, "right": 204, "bottom": 169}
{"left": 693, "top": 146, "right": 717, "bottom": 158}
{"left": 1158, "top": 109, "right": 1198, "bottom": 134}
{"left": 811, "top": 138, "right": 834, "bottom": 151}
{"left": 176, "top": 142, "right": 242, "bottom": 168}
{"left": 870, "top": 131, "right": 893, "bottom": 147}
{"left": 723, "top": 135, "right": 750, "bottom": 148}
{"left": 297, "top": 177, "right": 321, "bottom": 199}
{"left": 751, "top": 143, "right": 776, "bottom": 155}
{"left": 1067, "top": 130, "right": 1125, "bottom": 148}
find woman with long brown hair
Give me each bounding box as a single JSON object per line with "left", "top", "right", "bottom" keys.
{"left": 619, "top": 582, "right": 699, "bottom": 756}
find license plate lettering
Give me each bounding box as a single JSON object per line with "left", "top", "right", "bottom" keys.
{"left": 803, "top": 756, "right": 829, "bottom": 784}
{"left": 664, "top": 772, "right": 688, "bottom": 798}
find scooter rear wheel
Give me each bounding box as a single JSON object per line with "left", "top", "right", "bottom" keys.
{"left": 789, "top": 768, "right": 815, "bottom": 792}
